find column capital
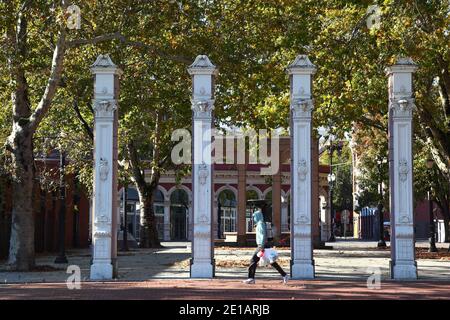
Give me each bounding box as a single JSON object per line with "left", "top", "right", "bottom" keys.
{"left": 191, "top": 99, "right": 215, "bottom": 119}
{"left": 389, "top": 97, "right": 416, "bottom": 118}
{"left": 93, "top": 100, "right": 118, "bottom": 118}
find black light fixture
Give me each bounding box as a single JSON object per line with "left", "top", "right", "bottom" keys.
{"left": 54, "top": 149, "right": 68, "bottom": 264}
{"left": 376, "top": 156, "right": 387, "bottom": 248}
{"left": 426, "top": 158, "right": 438, "bottom": 253}
{"left": 328, "top": 143, "right": 336, "bottom": 242}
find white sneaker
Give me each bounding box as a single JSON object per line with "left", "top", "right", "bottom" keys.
{"left": 243, "top": 278, "right": 255, "bottom": 284}
{"left": 282, "top": 275, "right": 289, "bottom": 284}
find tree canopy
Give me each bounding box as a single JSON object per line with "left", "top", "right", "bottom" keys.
{"left": 0, "top": 0, "right": 448, "bottom": 268}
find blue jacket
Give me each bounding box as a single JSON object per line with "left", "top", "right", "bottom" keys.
{"left": 253, "top": 210, "right": 266, "bottom": 247}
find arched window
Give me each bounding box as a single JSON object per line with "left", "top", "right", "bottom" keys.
{"left": 246, "top": 189, "right": 260, "bottom": 233}
{"left": 170, "top": 189, "right": 189, "bottom": 207}
{"left": 246, "top": 189, "right": 259, "bottom": 201}
{"left": 218, "top": 189, "right": 237, "bottom": 238}
{"left": 170, "top": 189, "right": 189, "bottom": 240}
{"left": 120, "top": 187, "right": 139, "bottom": 240}
{"left": 153, "top": 189, "right": 165, "bottom": 240}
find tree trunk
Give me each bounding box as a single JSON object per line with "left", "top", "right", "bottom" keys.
{"left": 5, "top": 3, "right": 67, "bottom": 270}
{"left": 137, "top": 185, "right": 161, "bottom": 248}
{"left": 7, "top": 127, "right": 35, "bottom": 270}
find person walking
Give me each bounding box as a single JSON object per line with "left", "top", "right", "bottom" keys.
{"left": 243, "top": 205, "right": 288, "bottom": 284}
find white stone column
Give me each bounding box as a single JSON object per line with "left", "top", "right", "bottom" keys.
{"left": 90, "top": 55, "right": 122, "bottom": 280}
{"left": 387, "top": 57, "right": 418, "bottom": 280}
{"left": 189, "top": 55, "right": 217, "bottom": 278}
{"left": 287, "top": 55, "right": 316, "bottom": 279}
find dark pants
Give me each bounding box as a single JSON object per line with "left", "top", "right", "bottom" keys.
{"left": 248, "top": 247, "right": 286, "bottom": 279}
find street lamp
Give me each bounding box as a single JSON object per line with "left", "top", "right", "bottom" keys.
{"left": 376, "top": 156, "right": 387, "bottom": 248}
{"left": 426, "top": 158, "right": 438, "bottom": 253}
{"left": 121, "top": 160, "right": 130, "bottom": 251}
{"left": 328, "top": 170, "right": 336, "bottom": 242}
{"left": 54, "top": 146, "right": 68, "bottom": 264}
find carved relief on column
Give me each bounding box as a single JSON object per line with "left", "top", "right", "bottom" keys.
{"left": 198, "top": 163, "right": 209, "bottom": 185}
{"left": 297, "top": 159, "right": 308, "bottom": 181}
{"left": 291, "top": 99, "right": 314, "bottom": 119}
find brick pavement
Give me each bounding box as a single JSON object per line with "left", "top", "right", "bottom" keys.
{"left": 0, "top": 279, "right": 449, "bottom": 300}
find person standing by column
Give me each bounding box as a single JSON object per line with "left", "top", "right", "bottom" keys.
{"left": 243, "top": 204, "right": 288, "bottom": 284}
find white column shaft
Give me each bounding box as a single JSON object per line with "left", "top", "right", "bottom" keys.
{"left": 90, "top": 55, "right": 122, "bottom": 280}
{"left": 387, "top": 57, "right": 418, "bottom": 280}
{"left": 287, "top": 55, "right": 316, "bottom": 279}
{"left": 188, "top": 55, "right": 217, "bottom": 278}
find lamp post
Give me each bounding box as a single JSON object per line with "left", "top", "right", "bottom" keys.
{"left": 376, "top": 156, "right": 387, "bottom": 248}
{"left": 54, "top": 147, "right": 68, "bottom": 264}
{"left": 426, "top": 158, "right": 438, "bottom": 253}
{"left": 327, "top": 125, "right": 340, "bottom": 242}
{"left": 122, "top": 186, "right": 129, "bottom": 251}
{"left": 328, "top": 170, "right": 336, "bottom": 242}
{"left": 121, "top": 160, "right": 130, "bottom": 252}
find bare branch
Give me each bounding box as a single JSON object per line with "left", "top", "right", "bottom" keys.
{"left": 66, "top": 32, "right": 192, "bottom": 64}
{"left": 28, "top": 29, "right": 66, "bottom": 131}
{"left": 72, "top": 100, "right": 93, "bottom": 141}
{"left": 356, "top": 116, "right": 387, "bottom": 132}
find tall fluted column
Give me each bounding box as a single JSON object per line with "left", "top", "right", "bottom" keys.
{"left": 90, "top": 55, "right": 122, "bottom": 280}
{"left": 189, "top": 55, "right": 218, "bottom": 278}
{"left": 387, "top": 57, "right": 418, "bottom": 280}
{"left": 287, "top": 55, "right": 316, "bottom": 279}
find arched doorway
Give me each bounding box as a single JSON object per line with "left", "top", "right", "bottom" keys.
{"left": 217, "top": 189, "right": 237, "bottom": 239}
{"left": 153, "top": 189, "right": 165, "bottom": 240}
{"left": 170, "top": 189, "right": 189, "bottom": 241}
{"left": 245, "top": 189, "right": 260, "bottom": 233}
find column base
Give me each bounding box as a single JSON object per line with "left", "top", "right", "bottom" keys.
{"left": 90, "top": 262, "right": 113, "bottom": 280}
{"left": 190, "top": 259, "right": 215, "bottom": 278}
{"left": 290, "top": 260, "right": 315, "bottom": 279}
{"left": 390, "top": 260, "right": 417, "bottom": 280}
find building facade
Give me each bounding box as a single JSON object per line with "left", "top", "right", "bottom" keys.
{"left": 120, "top": 137, "right": 333, "bottom": 246}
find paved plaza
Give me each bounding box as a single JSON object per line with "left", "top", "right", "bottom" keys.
{"left": 0, "top": 240, "right": 449, "bottom": 299}
{"left": 1, "top": 279, "right": 450, "bottom": 300}
{"left": 1, "top": 240, "right": 449, "bottom": 283}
